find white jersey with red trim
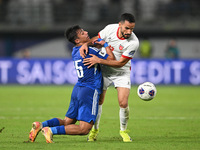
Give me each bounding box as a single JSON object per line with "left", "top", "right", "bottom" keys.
{"left": 98, "top": 24, "right": 139, "bottom": 74}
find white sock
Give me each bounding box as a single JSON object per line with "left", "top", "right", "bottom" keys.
{"left": 119, "top": 106, "right": 129, "bottom": 131}
{"left": 93, "top": 105, "right": 102, "bottom": 130}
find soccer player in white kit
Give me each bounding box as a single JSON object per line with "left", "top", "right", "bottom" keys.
{"left": 81, "top": 13, "right": 139, "bottom": 142}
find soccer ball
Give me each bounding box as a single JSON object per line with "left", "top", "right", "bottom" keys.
{"left": 137, "top": 82, "right": 157, "bottom": 101}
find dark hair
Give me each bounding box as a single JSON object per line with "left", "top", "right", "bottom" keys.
{"left": 120, "top": 13, "right": 135, "bottom": 23}
{"left": 64, "top": 25, "right": 81, "bottom": 45}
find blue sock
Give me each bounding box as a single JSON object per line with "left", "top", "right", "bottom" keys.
{"left": 42, "top": 118, "right": 60, "bottom": 127}
{"left": 50, "top": 126, "right": 66, "bottom": 135}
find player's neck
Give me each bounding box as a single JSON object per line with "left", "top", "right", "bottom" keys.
{"left": 76, "top": 42, "right": 84, "bottom": 47}
{"left": 118, "top": 28, "right": 123, "bottom": 38}
{"left": 117, "top": 27, "right": 125, "bottom": 40}
{"left": 76, "top": 40, "right": 89, "bottom": 47}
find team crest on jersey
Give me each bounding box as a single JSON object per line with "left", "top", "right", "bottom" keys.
{"left": 119, "top": 44, "right": 124, "bottom": 50}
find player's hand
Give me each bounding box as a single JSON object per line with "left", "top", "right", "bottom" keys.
{"left": 94, "top": 38, "right": 105, "bottom": 46}
{"left": 79, "top": 43, "right": 88, "bottom": 58}
{"left": 83, "top": 54, "right": 100, "bottom": 68}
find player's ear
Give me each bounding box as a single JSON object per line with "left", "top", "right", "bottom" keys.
{"left": 75, "top": 39, "right": 80, "bottom": 44}
{"left": 119, "top": 22, "right": 122, "bottom": 28}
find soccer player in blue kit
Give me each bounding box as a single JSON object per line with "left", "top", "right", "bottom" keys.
{"left": 28, "top": 25, "right": 115, "bottom": 143}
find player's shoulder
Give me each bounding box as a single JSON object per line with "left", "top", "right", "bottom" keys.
{"left": 125, "top": 33, "right": 139, "bottom": 50}
{"left": 106, "top": 23, "right": 118, "bottom": 28}
{"left": 129, "top": 33, "right": 139, "bottom": 44}
{"left": 72, "top": 46, "right": 81, "bottom": 58}
{"left": 104, "top": 24, "right": 118, "bottom": 30}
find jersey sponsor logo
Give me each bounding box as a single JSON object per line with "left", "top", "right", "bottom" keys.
{"left": 119, "top": 44, "right": 124, "bottom": 50}
{"left": 99, "top": 50, "right": 106, "bottom": 57}
{"left": 129, "top": 50, "right": 135, "bottom": 56}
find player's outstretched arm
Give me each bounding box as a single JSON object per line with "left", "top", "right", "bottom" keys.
{"left": 84, "top": 55, "right": 129, "bottom": 68}
{"left": 79, "top": 36, "right": 99, "bottom": 58}
{"left": 83, "top": 38, "right": 115, "bottom": 68}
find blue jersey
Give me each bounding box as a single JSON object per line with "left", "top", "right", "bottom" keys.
{"left": 72, "top": 46, "right": 108, "bottom": 94}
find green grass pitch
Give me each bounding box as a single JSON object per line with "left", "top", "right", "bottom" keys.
{"left": 0, "top": 85, "right": 200, "bottom": 150}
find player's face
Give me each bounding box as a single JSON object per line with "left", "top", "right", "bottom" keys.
{"left": 76, "top": 29, "right": 90, "bottom": 44}
{"left": 119, "top": 20, "right": 135, "bottom": 39}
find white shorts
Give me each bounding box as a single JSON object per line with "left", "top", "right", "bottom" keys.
{"left": 103, "top": 72, "right": 131, "bottom": 90}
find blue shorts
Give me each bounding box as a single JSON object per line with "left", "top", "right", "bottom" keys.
{"left": 65, "top": 85, "right": 100, "bottom": 123}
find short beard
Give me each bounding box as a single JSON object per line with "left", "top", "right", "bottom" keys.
{"left": 121, "top": 32, "right": 130, "bottom": 39}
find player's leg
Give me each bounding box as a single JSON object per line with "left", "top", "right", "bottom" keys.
{"left": 87, "top": 90, "right": 106, "bottom": 141}
{"left": 60, "top": 117, "right": 77, "bottom": 125}
{"left": 29, "top": 117, "right": 73, "bottom": 142}
{"left": 116, "top": 87, "right": 132, "bottom": 142}
{"left": 88, "top": 76, "right": 112, "bottom": 141}
{"left": 41, "top": 121, "right": 93, "bottom": 143}
{"left": 112, "top": 72, "right": 132, "bottom": 142}
{"left": 117, "top": 87, "right": 130, "bottom": 128}
{"left": 113, "top": 74, "right": 131, "bottom": 130}
{"left": 30, "top": 85, "right": 79, "bottom": 142}
{"left": 41, "top": 118, "right": 61, "bottom": 127}
{"left": 41, "top": 117, "right": 77, "bottom": 143}
{"left": 42, "top": 85, "right": 80, "bottom": 134}
{"left": 93, "top": 90, "right": 106, "bottom": 129}
{"left": 44, "top": 121, "right": 93, "bottom": 136}
{"left": 43, "top": 116, "right": 77, "bottom": 127}
{"left": 64, "top": 121, "right": 93, "bottom": 135}
{"left": 29, "top": 118, "right": 61, "bottom": 142}
{"left": 41, "top": 86, "right": 98, "bottom": 143}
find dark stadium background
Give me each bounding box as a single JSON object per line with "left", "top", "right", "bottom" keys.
{"left": 0, "top": 0, "right": 199, "bottom": 85}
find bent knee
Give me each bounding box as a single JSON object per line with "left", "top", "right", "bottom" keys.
{"left": 119, "top": 102, "right": 128, "bottom": 108}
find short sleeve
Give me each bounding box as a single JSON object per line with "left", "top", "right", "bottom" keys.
{"left": 122, "top": 41, "right": 139, "bottom": 59}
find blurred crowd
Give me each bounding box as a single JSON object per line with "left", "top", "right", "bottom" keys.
{"left": 0, "top": 0, "right": 200, "bottom": 58}
{"left": 0, "top": 0, "right": 200, "bottom": 28}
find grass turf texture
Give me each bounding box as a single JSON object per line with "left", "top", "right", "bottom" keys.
{"left": 0, "top": 85, "right": 200, "bottom": 150}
